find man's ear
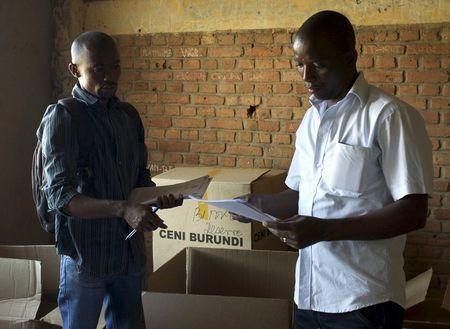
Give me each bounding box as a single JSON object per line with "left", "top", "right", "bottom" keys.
{"left": 68, "top": 63, "right": 80, "bottom": 78}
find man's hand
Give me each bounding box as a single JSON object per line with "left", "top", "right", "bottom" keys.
{"left": 157, "top": 193, "right": 184, "bottom": 209}
{"left": 263, "top": 215, "right": 326, "bottom": 249}
{"left": 230, "top": 193, "right": 264, "bottom": 223}
{"left": 122, "top": 201, "right": 167, "bottom": 231}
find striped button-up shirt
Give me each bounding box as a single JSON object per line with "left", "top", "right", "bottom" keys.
{"left": 38, "top": 84, "right": 153, "bottom": 276}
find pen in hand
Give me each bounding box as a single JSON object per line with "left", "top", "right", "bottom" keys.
{"left": 125, "top": 206, "right": 160, "bottom": 240}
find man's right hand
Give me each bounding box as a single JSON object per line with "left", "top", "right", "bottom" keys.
{"left": 121, "top": 201, "right": 167, "bottom": 232}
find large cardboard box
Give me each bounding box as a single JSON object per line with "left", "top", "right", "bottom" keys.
{"left": 143, "top": 247, "right": 298, "bottom": 329}
{"left": 151, "top": 167, "right": 288, "bottom": 270}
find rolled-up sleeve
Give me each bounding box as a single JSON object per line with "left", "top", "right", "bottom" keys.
{"left": 41, "top": 104, "right": 80, "bottom": 213}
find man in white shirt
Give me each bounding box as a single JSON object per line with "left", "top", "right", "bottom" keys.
{"left": 233, "top": 10, "right": 433, "bottom": 328}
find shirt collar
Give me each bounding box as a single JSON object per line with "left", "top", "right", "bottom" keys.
{"left": 72, "top": 83, "right": 119, "bottom": 108}
{"left": 309, "top": 72, "right": 369, "bottom": 112}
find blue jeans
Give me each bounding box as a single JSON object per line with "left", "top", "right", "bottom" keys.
{"left": 58, "top": 255, "right": 145, "bottom": 329}
{"left": 295, "top": 301, "right": 404, "bottom": 328}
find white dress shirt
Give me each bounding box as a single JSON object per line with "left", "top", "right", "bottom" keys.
{"left": 285, "top": 73, "right": 433, "bottom": 312}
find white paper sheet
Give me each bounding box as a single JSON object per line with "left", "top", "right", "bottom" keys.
{"left": 188, "top": 196, "right": 278, "bottom": 222}
{"left": 405, "top": 268, "right": 433, "bottom": 309}
{"left": 129, "top": 175, "right": 212, "bottom": 205}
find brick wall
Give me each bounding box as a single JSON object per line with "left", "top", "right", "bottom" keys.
{"left": 55, "top": 23, "right": 449, "bottom": 296}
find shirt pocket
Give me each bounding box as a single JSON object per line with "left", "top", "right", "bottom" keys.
{"left": 323, "top": 142, "right": 373, "bottom": 197}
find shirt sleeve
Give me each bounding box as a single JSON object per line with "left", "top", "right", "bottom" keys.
{"left": 41, "top": 104, "right": 80, "bottom": 213}
{"left": 378, "top": 103, "right": 433, "bottom": 201}
{"left": 135, "top": 115, "right": 155, "bottom": 188}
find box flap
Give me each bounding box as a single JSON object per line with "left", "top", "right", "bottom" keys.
{"left": 142, "top": 292, "right": 290, "bottom": 329}
{"left": 405, "top": 268, "right": 433, "bottom": 309}
{"left": 186, "top": 248, "right": 297, "bottom": 300}
{"left": 0, "top": 246, "right": 59, "bottom": 304}
{"left": 0, "top": 258, "right": 41, "bottom": 321}
{"left": 148, "top": 249, "right": 187, "bottom": 293}
{"left": 443, "top": 279, "right": 450, "bottom": 311}
{"left": 153, "top": 167, "right": 269, "bottom": 185}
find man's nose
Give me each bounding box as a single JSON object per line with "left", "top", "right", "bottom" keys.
{"left": 302, "top": 65, "right": 315, "bottom": 82}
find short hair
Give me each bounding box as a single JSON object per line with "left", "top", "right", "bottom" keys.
{"left": 295, "top": 11, "right": 356, "bottom": 54}
{"left": 71, "top": 31, "right": 116, "bottom": 63}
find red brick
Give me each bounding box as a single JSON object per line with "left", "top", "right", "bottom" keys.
{"left": 397, "top": 85, "right": 417, "bottom": 96}
{"left": 255, "top": 84, "right": 273, "bottom": 94}
{"left": 149, "top": 81, "right": 165, "bottom": 92}
{"left": 192, "top": 95, "right": 225, "bottom": 105}
{"left": 126, "top": 92, "right": 157, "bottom": 103}
{"left": 120, "top": 46, "right": 140, "bottom": 57}
{"left": 200, "top": 34, "right": 215, "bottom": 45}
{"left": 184, "top": 154, "right": 199, "bottom": 165}
{"left": 357, "top": 31, "right": 376, "bottom": 42}
{"left": 239, "top": 95, "right": 261, "bottom": 106}
{"left": 158, "top": 141, "right": 189, "bottom": 152}
{"left": 174, "top": 71, "right": 207, "bottom": 81}
{"left": 165, "top": 59, "right": 182, "bottom": 69}
{"left": 399, "top": 29, "right": 419, "bottom": 41}
{"left": 218, "top": 83, "right": 235, "bottom": 94}
{"left": 236, "top": 132, "right": 252, "bottom": 143}
{"left": 172, "top": 47, "right": 207, "bottom": 58}
{"left": 442, "top": 27, "right": 450, "bottom": 41}
{"left": 183, "top": 83, "right": 198, "bottom": 93}
{"left": 149, "top": 128, "right": 165, "bottom": 139}
{"left": 254, "top": 132, "right": 271, "bottom": 143}
{"left": 200, "top": 156, "right": 218, "bottom": 165}
{"left": 265, "top": 145, "right": 294, "bottom": 158}
{"left": 273, "top": 134, "right": 291, "bottom": 144}
{"left": 421, "top": 55, "right": 441, "bottom": 68}
{"left": 406, "top": 71, "right": 448, "bottom": 83}
{"left": 434, "top": 208, "right": 450, "bottom": 221}
{"left": 208, "top": 119, "right": 243, "bottom": 130}
{"left": 166, "top": 82, "right": 182, "bottom": 93}
{"left": 151, "top": 34, "right": 166, "bottom": 45}
{"left": 181, "top": 106, "right": 196, "bottom": 116}
{"left": 433, "top": 179, "right": 449, "bottom": 192}
{"left": 271, "top": 108, "right": 293, "bottom": 120}
{"left": 160, "top": 94, "right": 189, "bottom": 104}
{"left": 419, "top": 84, "right": 440, "bottom": 96}
{"left": 375, "top": 56, "right": 396, "bottom": 69}
{"left": 184, "top": 34, "right": 200, "bottom": 46}
{"left": 191, "top": 143, "right": 225, "bottom": 153}
{"left": 374, "top": 30, "right": 398, "bottom": 42}
{"left": 243, "top": 71, "right": 280, "bottom": 82}
{"left": 443, "top": 84, "right": 450, "bottom": 96}
{"left": 141, "top": 47, "right": 172, "bottom": 57}
{"left": 283, "top": 121, "right": 300, "bottom": 133}
{"left": 209, "top": 46, "right": 243, "bottom": 58}
{"left": 364, "top": 45, "right": 405, "bottom": 55}
{"left": 430, "top": 98, "right": 449, "bottom": 110}
{"left": 420, "top": 111, "right": 440, "bottom": 124}
{"left": 436, "top": 153, "right": 450, "bottom": 166}
{"left": 365, "top": 71, "right": 404, "bottom": 83}
{"left": 238, "top": 59, "right": 254, "bottom": 69}
{"left": 173, "top": 118, "right": 205, "bottom": 128}
{"left": 200, "top": 130, "right": 217, "bottom": 141}
{"left": 201, "top": 59, "right": 217, "bottom": 69}
{"left": 149, "top": 151, "right": 163, "bottom": 162}
{"left": 210, "top": 72, "right": 242, "bottom": 81}
{"left": 197, "top": 107, "right": 215, "bottom": 117}
{"left": 133, "top": 82, "right": 149, "bottom": 91}
{"left": 165, "top": 153, "right": 183, "bottom": 164}
{"left": 121, "top": 57, "right": 133, "bottom": 69}
{"left": 236, "top": 157, "right": 253, "bottom": 168}
{"left": 245, "top": 46, "right": 282, "bottom": 57}
{"left": 133, "top": 58, "right": 148, "bottom": 69}
{"left": 181, "top": 130, "right": 199, "bottom": 140}
{"left": 216, "top": 33, "right": 234, "bottom": 45}
{"left": 423, "top": 219, "right": 442, "bottom": 233}
{"left": 235, "top": 33, "right": 254, "bottom": 45}
{"left": 442, "top": 222, "right": 450, "bottom": 233}
{"left": 141, "top": 71, "right": 173, "bottom": 80}
{"left": 183, "top": 59, "right": 200, "bottom": 69}
{"left": 272, "top": 83, "right": 293, "bottom": 94}
{"left": 165, "top": 129, "right": 180, "bottom": 139}
{"left": 237, "top": 83, "right": 254, "bottom": 94}
{"left": 254, "top": 31, "right": 273, "bottom": 44}
{"left": 147, "top": 117, "right": 172, "bottom": 128}
{"left": 282, "top": 46, "right": 294, "bottom": 56}
{"left": 274, "top": 59, "right": 292, "bottom": 69}
{"left": 408, "top": 44, "right": 450, "bottom": 54}
{"left": 199, "top": 84, "right": 217, "bottom": 93}
{"left": 281, "top": 71, "right": 302, "bottom": 82}
{"left": 227, "top": 145, "right": 262, "bottom": 156}
{"left": 121, "top": 70, "right": 140, "bottom": 81}
{"left": 164, "top": 105, "right": 180, "bottom": 116}
{"left": 398, "top": 55, "right": 418, "bottom": 68}
{"left": 216, "top": 108, "right": 235, "bottom": 117}
{"left": 115, "top": 35, "right": 134, "bottom": 46}
{"left": 401, "top": 97, "right": 426, "bottom": 110}
{"left": 255, "top": 59, "right": 273, "bottom": 69}
{"left": 147, "top": 105, "right": 164, "bottom": 115}
{"left": 218, "top": 156, "right": 236, "bottom": 167}
{"left": 274, "top": 32, "right": 291, "bottom": 44}
{"left": 167, "top": 34, "right": 183, "bottom": 45}
{"left": 420, "top": 28, "right": 441, "bottom": 41}
{"left": 218, "top": 131, "right": 235, "bottom": 142}
{"left": 258, "top": 121, "right": 279, "bottom": 132}
{"left": 357, "top": 55, "right": 374, "bottom": 69}
{"left": 265, "top": 96, "right": 300, "bottom": 107}
{"left": 220, "top": 59, "right": 236, "bottom": 70}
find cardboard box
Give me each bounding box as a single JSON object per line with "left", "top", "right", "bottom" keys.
{"left": 143, "top": 247, "right": 297, "bottom": 329}
{"left": 151, "top": 167, "right": 288, "bottom": 270}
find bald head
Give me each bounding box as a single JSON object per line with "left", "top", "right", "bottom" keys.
{"left": 71, "top": 31, "right": 117, "bottom": 64}
{"left": 294, "top": 11, "right": 355, "bottom": 55}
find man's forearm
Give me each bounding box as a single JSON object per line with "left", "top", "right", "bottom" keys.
{"left": 324, "top": 194, "right": 428, "bottom": 241}
{"left": 65, "top": 194, "right": 129, "bottom": 219}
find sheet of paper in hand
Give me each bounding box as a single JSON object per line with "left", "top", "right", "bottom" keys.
{"left": 129, "top": 175, "right": 212, "bottom": 205}
{"left": 188, "top": 195, "right": 278, "bottom": 222}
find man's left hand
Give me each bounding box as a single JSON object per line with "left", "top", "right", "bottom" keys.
{"left": 263, "top": 215, "right": 326, "bottom": 249}
{"left": 157, "top": 193, "right": 184, "bottom": 209}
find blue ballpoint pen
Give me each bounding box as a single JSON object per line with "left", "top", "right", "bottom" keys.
{"left": 125, "top": 206, "right": 160, "bottom": 240}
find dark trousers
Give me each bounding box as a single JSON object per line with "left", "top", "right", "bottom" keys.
{"left": 295, "top": 301, "right": 404, "bottom": 329}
